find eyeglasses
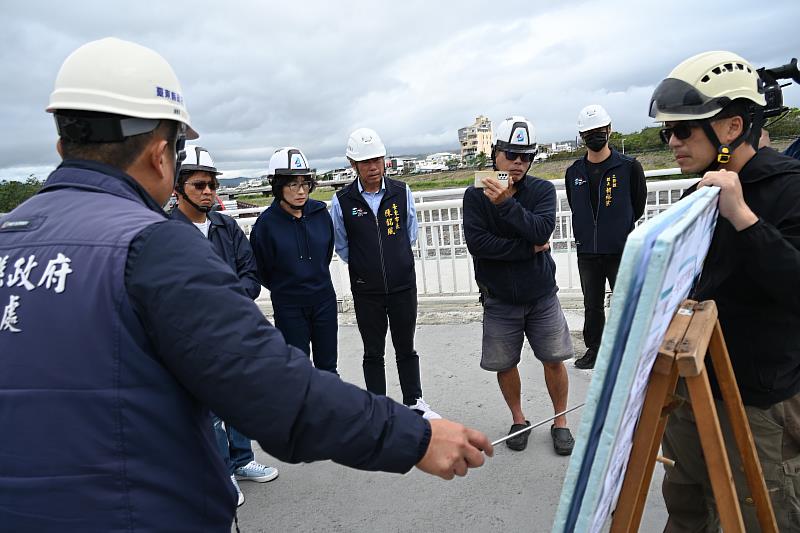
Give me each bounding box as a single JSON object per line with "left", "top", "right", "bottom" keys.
{"left": 659, "top": 121, "right": 704, "bottom": 144}
{"left": 186, "top": 180, "right": 218, "bottom": 191}
{"left": 286, "top": 181, "right": 313, "bottom": 192}
{"left": 502, "top": 150, "right": 535, "bottom": 163}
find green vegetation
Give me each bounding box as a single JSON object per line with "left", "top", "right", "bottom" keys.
{"left": 0, "top": 177, "right": 43, "bottom": 212}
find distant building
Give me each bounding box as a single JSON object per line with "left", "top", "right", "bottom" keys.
{"left": 458, "top": 115, "right": 492, "bottom": 160}
{"left": 550, "top": 140, "right": 578, "bottom": 153}
{"left": 385, "top": 157, "right": 405, "bottom": 175}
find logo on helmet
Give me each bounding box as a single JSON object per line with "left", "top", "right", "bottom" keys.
{"left": 155, "top": 87, "right": 183, "bottom": 105}
{"left": 291, "top": 154, "right": 304, "bottom": 169}
{"left": 362, "top": 135, "right": 373, "bottom": 143}
{"left": 514, "top": 129, "right": 527, "bottom": 143}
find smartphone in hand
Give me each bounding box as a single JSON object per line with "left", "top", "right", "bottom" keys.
{"left": 474, "top": 171, "right": 509, "bottom": 188}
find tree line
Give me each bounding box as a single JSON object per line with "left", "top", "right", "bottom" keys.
{"left": 0, "top": 177, "right": 42, "bottom": 213}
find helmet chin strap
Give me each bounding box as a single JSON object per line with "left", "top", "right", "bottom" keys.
{"left": 490, "top": 147, "right": 532, "bottom": 177}
{"left": 177, "top": 185, "right": 211, "bottom": 214}
{"left": 698, "top": 114, "right": 756, "bottom": 174}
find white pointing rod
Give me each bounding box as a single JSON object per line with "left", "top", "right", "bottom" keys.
{"left": 491, "top": 403, "right": 586, "bottom": 446}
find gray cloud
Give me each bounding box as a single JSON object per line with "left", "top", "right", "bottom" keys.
{"left": 2, "top": 0, "right": 799, "bottom": 180}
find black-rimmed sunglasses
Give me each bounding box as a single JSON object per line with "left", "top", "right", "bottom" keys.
{"left": 503, "top": 150, "right": 535, "bottom": 162}
{"left": 659, "top": 121, "right": 704, "bottom": 144}
{"left": 186, "top": 180, "right": 218, "bottom": 191}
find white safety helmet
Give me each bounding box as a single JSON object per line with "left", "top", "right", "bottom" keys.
{"left": 47, "top": 37, "right": 198, "bottom": 140}
{"left": 492, "top": 116, "right": 538, "bottom": 154}
{"left": 577, "top": 105, "right": 612, "bottom": 132}
{"left": 649, "top": 51, "right": 767, "bottom": 122}
{"left": 180, "top": 145, "right": 222, "bottom": 176}
{"left": 346, "top": 128, "right": 387, "bottom": 161}
{"left": 267, "top": 147, "right": 313, "bottom": 177}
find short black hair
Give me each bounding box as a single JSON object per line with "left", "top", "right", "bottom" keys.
{"left": 58, "top": 111, "right": 179, "bottom": 171}
{"left": 714, "top": 99, "right": 753, "bottom": 130}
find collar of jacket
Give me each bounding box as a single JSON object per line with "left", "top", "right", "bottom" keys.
{"left": 170, "top": 207, "right": 226, "bottom": 228}
{"left": 345, "top": 177, "right": 399, "bottom": 203}
{"left": 267, "top": 197, "right": 327, "bottom": 220}
{"left": 39, "top": 159, "right": 168, "bottom": 217}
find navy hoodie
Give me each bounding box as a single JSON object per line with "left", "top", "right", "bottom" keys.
{"left": 250, "top": 198, "right": 336, "bottom": 306}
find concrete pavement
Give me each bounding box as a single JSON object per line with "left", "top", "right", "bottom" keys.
{"left": 232, "top": 318, "right": 668, "bottom": 532}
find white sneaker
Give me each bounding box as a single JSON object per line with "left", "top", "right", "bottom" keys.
{"left": 234, "top": 460, "right": 279, "bottom": 483}
{"left": 230, "top": 475, "right": 245, "bottom": 507}
{"left": 409, "top": 398, "right": 442, "bottom": 420}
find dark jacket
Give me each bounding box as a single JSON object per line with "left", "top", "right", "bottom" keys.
{"left": 171, "top": 207, "right": 261, "bottom": 300}
{"left": 336, "top": 177, "right": 415, "bottom": 294}
{"left": 564, "top": 149, "right": 645, "bottom": 254}
{"left": 687, "top": 148, "right": 800, "bottom": 407}
{"left": 0, "top": 160, "right": 430, "bottom": 532}
{"left": 249, "top": 198, "right": 336, "bottom": 306}
{"left": 463, "top": 174, "right": 557, "bottom": 305}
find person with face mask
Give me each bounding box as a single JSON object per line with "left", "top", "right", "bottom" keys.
{"left": 250, "top": 147, "right": 339, "bottom": 375}
{"left": 564, "top": 105, "right": 647, "bottom": 370}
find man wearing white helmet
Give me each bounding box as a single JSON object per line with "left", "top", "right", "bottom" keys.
{"left": 650, "top": 51, "right": 800, "bottom": 530}
{"left": 0, "top": 38, "right": 493, "bottom": 532}
{"left": 250, "top": 147, "right": 339, "bottom": 375}
{"left": 463, "top": 116, "right": 575, "bottom": 455}
{"left": 330, "top": 128, "right": 440, "bottom": 420}
{"left": 171, "top": 145, "right": 276, "bottom": 507}
{"left": 565, "top": 105, "right": 646, "bottom": 370}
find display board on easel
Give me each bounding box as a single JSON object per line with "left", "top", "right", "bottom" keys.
{"left": 553, "top": 186, "right": 720, "bottom": 532}
{"left": 609, "top": 298, "right": 776, "bottom": 532}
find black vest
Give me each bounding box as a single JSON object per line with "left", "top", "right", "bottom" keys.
{"left": 336, "top": 177, "right": 415, "bottom": 294}
{"left": 565, "top": 149, "right": 637, "bottom": 254}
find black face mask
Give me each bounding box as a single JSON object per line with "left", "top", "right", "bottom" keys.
{"left": 582, "top": 131, "right": 608, "bottom": 152}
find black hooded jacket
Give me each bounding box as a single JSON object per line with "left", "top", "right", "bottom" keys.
{"left": 687, "top": 147, "right": 800, "bottom": 407}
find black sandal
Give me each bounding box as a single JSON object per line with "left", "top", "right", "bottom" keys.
{"left": 551, "top": 425, "right": 574, "bottom": 455}
{"left": 506, "top": 421, "right": 531, "bottom": 451}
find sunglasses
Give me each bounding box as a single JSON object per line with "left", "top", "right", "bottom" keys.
{"left": 502, "top": 150, "right": 535, "bottom": 163}
{"left": 186, "top": 180, "right": 218, "bottom": 191}
{"left": 659, "top": 121, "right": 704, "bottom": 144}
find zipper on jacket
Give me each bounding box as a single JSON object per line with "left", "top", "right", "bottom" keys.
{"left": 593, "top": 176, "right": 603, "bottom": 254}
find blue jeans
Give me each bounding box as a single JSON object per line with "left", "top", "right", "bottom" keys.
{"left": 273, "top": 295, "right": 339, "bottom": 374}
{"left": 211, "top": 413, "right": 254, "bottom": 474}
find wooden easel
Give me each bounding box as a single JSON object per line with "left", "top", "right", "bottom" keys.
{"left": 610, "top": 299, "right": 778, "bottom": 532}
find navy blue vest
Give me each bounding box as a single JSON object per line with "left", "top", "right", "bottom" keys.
{"left": 336, "top": 177, "right": 415, "bottom": 294}
{"left": 565, "top": 149, "right": 636, "bottom": 254}
{"left": 0, "top": 165, "right": 234, "bottom": 531}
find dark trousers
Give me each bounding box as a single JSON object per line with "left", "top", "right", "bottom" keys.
{"left": 352, "top": 287, "right": 422, "bottom": 405}
{"left": 273, "top": 295, "right": 339, "bottom": 374}
{"left": 662, "top": 382, "right": 800, "bottom": 532}
{"left": 577, "top": 253, "right": 621, "bottom": 353}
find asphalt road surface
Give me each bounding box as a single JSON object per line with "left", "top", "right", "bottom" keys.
{"left": 231, "top": 320, "right": 667, "bottom": 532}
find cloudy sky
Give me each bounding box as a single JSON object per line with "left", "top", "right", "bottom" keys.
{"left": 2, "top": 0, "right": 799, "bottom": 180}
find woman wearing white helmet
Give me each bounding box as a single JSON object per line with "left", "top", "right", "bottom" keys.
{"left": 250, "top": 147, "right": 339, "bottom": 374}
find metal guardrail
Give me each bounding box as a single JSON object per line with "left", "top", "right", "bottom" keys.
{"left": 225, "top": 170, "right": 697, "bottom": 300}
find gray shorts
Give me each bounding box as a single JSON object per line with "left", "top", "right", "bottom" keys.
{"left": 480, "top": 292, "right": 574, "bottom": 371}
